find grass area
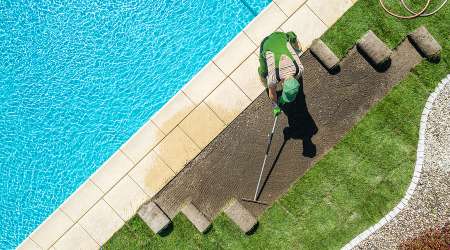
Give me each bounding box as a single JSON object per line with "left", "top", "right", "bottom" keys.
{"left": 105, "top": 0, "right": 450, "bottom": 249}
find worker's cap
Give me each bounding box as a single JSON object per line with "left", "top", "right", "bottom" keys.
{"left": 280, "top": 77, "right": 299, "bottom": 105}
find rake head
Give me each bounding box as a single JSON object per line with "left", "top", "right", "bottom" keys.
{"left": 241, "top": 198, "right": 268, "bottom": 205}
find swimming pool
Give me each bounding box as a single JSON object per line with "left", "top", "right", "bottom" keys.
{"left": 0, "top": 0, "right": 270, "bottom": 248}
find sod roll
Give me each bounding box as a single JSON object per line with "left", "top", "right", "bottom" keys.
{"left": 224, "top": 199, "right": 257, "bottom": 234}
{"left": 357, "top": 30, "right": 392, "bottom": 67}
{"left": 408, "top": 26, "right": 442, "bottom": 60}
{"left": 138, "top": 201, "right": 171, "bottom": 234}
{"left": 181, "top": 202, "right": 211, "bottom": 233}
{"left": 310, "top": 39, "right": 340, "bottom": 71}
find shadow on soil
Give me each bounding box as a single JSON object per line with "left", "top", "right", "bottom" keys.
{"left": 280, "top": 76, "right": 318, "bottom": 158}
{"left": 158, "top": 223, "right": 174, "bottom": 237}
{"left": 246, "top": 222, "right": 260, "bottom": 235}
{"left": 311, "top": 53, "right": 341, "bottom": 75}
{"left": 356, "top": 46, "right": 392, "bottom": 72}
{"left": 257, "top": 77, "right": 319, "bottom": 200}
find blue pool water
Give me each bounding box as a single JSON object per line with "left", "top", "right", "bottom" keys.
{"left": 0, "top": 0, "right": 270, "bottom": 248}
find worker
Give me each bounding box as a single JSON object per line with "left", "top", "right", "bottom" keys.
{"left": 258, "top": 31, "right": 304, "bottom": 117}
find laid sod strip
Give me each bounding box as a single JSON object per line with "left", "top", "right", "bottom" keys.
{"left": 105, "top": 0, "right": 449, "bottom": 248}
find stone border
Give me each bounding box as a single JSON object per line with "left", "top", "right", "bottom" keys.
{"left": 342, "top": 73, "right": 450, "bottom": 250}
{"left": 18, "top": 0, "right": 356, "bottom": 249}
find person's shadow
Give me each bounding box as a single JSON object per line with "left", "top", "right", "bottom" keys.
{"left": 279, "top": 76, "right": 318, "bottom": 158}
{"left": 256, "top": 78, "right": 318, "bottom": 201}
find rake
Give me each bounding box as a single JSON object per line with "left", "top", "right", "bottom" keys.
{"left": 242, "top": 115, "right": 279, "bottom": 205}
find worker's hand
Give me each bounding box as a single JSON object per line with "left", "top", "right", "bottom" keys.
{"left": 272, "top": 106, "right": 282, "bottom": 117}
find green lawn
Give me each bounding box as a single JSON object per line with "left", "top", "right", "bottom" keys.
{"left": 105, "top": 0, "right": 450, "bottom": 249}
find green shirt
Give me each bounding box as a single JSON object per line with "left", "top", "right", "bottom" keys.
{"left": 258, "top": 31, "right": 301, "bottom": 79}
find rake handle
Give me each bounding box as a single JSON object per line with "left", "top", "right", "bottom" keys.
{"left": 253, "top": 116, "right": 278, "bottom": 200}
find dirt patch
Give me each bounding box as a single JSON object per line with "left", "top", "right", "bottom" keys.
{"left": 153, "top": 40, "right": 422, "bottom": 219}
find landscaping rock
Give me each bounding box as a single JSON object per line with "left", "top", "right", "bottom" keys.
{"left": 181, "top": 202, "right": 211, "bottom": 233}
{"left": 310, "top": 39, "right": 340, "bottom": 72}
{"left": 408, "top": 26, "right": 442, "bottom": 61}
{"left": 138, "top": 201, "right": 171, "bottom": 234}
{"left": 224, "top": 199, "right": 257, "bottom": 234}
{"left": 357, "top": 30, "right": 392, "bottom": 69}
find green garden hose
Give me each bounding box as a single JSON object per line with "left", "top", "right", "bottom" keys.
{"left": 401, "top": 0, "right": 448, "bottom": 16}
{"left": 379, "top": 0, "right": 448, "bottom": 19}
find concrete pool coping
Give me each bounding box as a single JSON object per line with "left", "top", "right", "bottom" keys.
{"left": 18, "top": 0, "right": 356, "bottom": 248}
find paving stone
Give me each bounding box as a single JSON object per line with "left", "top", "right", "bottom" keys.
{"left": 138, "top": 201, "right": 171, "bottom": 234}
{"left": 223, "top": 199, "right": 257, "bottom": 234}
{"left": 60, "top": 180, "right": 103, "bottom": 222}
{"left": 273, "top": 0, "right": 307, "bottom": 16}
{"left": 413, "top": 171, "right": 421, "bottom": 178}
{"left": 396, "top": 202, "right": 405, "bottom": 211}
{"left": 153, "top": 126, "right": 200, "bottom": 173}
{"left": 181, "top": 202, "right": 211, "bottom": 233}
{"left": 16, "top": 238, "right": 41, "bottom": 250}
{"left": 204, "top": 78, "right": 251, "bottom": 124}
{"left": 151, "top": 91, "right": 195, "bottom": 134}
{"left": 53, "top": 223, "right": 99, "bottom": 250}
{"left": 230, "top": 53, "right": 265, "bottom": 101}
{"left": 129, "top": 151, "right": 175, "bottom": 197}
{"left": 104, "top": 175, "right": 149, "bottom": 221}
{"left": 244, "top": 3, "right": 287, "bottom": 45}
{"left": 280, "top": 4, "right": 328, "bottom": 48}
{"left": 179, "top": 102, "right": 225, "bottom": 149}
{"left": 90, "top": 150, "right": 134, "bottom": 193}
{"left": 386, "top": 211, "right": 395, "bottom": 220}
{"left": 408, "top": 26, "right": 442, "bottom": 60}
{"left": 372, "top": 222, "right": 382, "bottom": 231}
{"left": 213, "top": 32, "right": 256, "bottom": 75}
{"left": 29, "top": 209, "right": 73, "bottom": 249}
{"left": 120, "top": 120, "right": 165, "bottom": 164}
{"left": 357, "top": 30, "right": 392, "bottom": 68}
{"left": 182, "top": 62, "right": 226, "bottom": 105}
{"left": 342, "top": 244, "right": 352, "bottom": 250}
{"left": 415, "top": 160, "right": 423, "bottom": 173}
{"left": 307, "top": 0, "right": 353, "bottom": 27}
{"left": 78, "top": 199, "right": 124, "bottom": 245}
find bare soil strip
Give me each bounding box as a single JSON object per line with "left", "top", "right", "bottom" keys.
{"left": 154, "top": 39, "right": 422, "bottom": 219}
